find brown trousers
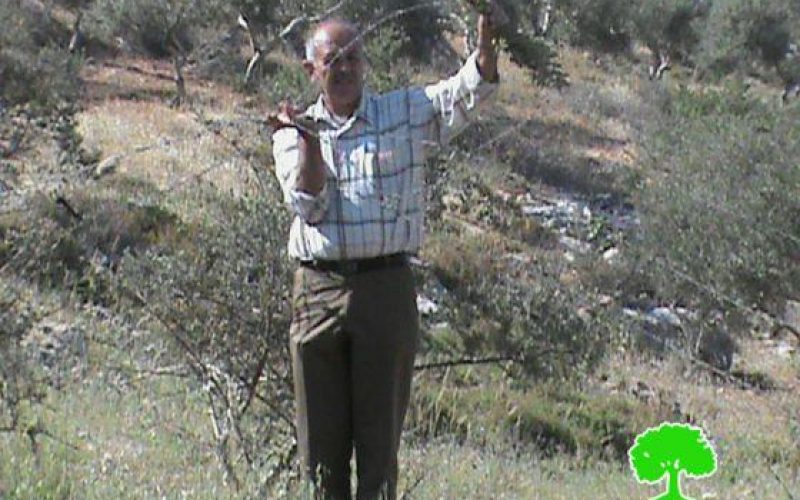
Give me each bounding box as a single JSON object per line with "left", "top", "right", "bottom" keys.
{"left": 290, "top": 263, "right": 419, "bottom": 500}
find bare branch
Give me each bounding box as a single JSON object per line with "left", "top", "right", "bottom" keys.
{"left": 414, "top": 355, "right": 522, "bottom": 371}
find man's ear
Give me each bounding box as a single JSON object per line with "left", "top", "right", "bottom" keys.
{"left": 302, "top": 60, "right": 315, "bottom": 79}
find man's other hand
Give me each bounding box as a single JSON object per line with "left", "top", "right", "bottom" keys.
{"left": 267, "top": 101, "right": 302, "bottom": 131}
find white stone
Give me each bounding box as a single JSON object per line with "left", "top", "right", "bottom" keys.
{"left": 559, "top": 235, "right": 591, "bottom": 253}
{"left": 94, "top": 154, "right": 122, "bottom": 179}
{"left": 416, "top": 295, "right": 440, "bottom": 316}
{"left": 647, "top": 307, "right": 682, "bottom": 327}
{"left": 522, "top": 205, "right": 554, "bottom": 217}
{"left": 776, "top": 341, "right": 795, "bottom": 358}
{"left": 602, "top": 247, "right": 620, "bottom": 264}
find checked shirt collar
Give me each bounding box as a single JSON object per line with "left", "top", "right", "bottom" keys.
{"left": 306, "top": 90, "right": 376, "bottom": 132}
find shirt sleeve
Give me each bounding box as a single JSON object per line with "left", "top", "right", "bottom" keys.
{"left": 423, "top": 51, "right": 498, "bottom": 146}
{"left": 272, "top": 127, "right": 329, "bottom": 225}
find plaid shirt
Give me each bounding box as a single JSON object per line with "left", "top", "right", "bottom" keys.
{"left": 272, "top": 52, "right": 497, "bottom": 261}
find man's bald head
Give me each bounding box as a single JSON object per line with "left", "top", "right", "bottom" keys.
{"left": 302, "top": 17, "right": 366, "bottom": 117}
{"left": 305, "top": 18, "right": 361, "bottom": 62}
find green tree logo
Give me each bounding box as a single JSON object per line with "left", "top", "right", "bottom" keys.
{"left": 629, "top": 423, "right": 718, "bottom": 500}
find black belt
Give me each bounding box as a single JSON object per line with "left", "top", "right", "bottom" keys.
{"left": 300, "top": 253, "right": 408, "bottom": 275}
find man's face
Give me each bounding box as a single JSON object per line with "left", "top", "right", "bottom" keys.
{"left": 306, "top": 24, "right": 365, "bottom": 114}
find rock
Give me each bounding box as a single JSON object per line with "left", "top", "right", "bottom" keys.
{"left": 647, "top": 307, "right": 682, "bottom": 327}
{"left": 576, "top": 306, "right": 593, "bottom": 322}
{"left": 522, "top": 205, "right": 555, "bottom": 217}
{"left": 602, "top": 247, "right": 620, "bottom": 264}
{"left": 623, "top": 307, "right": 643, "bottom": 321}
{"left": 505, "top": 252, "right": 535, "bottom": 265}
{"left": 416, "top": 295, "right": 439, "bottom": 316}
{"left": 559, "top": 235, "right": 591, "bottom": 253}
{"left": 784, "top": 300, "right": 800, "bottom": 333}
{"left": 494, "top": 188, "right": 524, "bottom": 203}
{"left": 624, "top": 306, "right": 686, "bottom": 354}
{"left": 697, "top": 328, "right": 736, "bottom": 371}
{"left": 598, "top": 294, "right": 613, "bottom": 306}
{"left": 776, "top": 341, "right": 795, "bottom": 358}
{"left": 94, "top": 154, "right": 123, "bottom": 179}
{"left": 442, "top": 192, "right": 464, "bottom": 210}
{"left": 22, "top": 320, "right": 87, "bottom": 373}
{"left": 631, "top": 380, "right": 656, "bottom": 402}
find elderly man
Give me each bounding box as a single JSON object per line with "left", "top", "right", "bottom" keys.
{"left": 268, "top": 10, "right": 498, "bottom": 500}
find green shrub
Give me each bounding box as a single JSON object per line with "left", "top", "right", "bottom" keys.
{"left": 697, "top": 0, "right": 800, "bottom": 78}
{"left": 554, "top": 0, "right": 633, "bottom": 54}
{"left": 1, "top": 188, "right": 179, "bottom": 304}
{"left": 630, "top": 82, "right": 800, "bottom": 327}
{"left": 0, "top": 4, "right": 80, "bottom": 107}
{"left": 364, "top": 24, "right": 411, "bottom": 93}
{"left": 630, "top": 0, "right": 705, "bottom": 64}
{"left": 87, "top": 0, "right": 213, "bottom": 58}
{"left": 423, "top": 231, "right": 612, "bottom": 380}
{"left": 408, "top": 378, "right": 675, "bottom": 460}
{"left": 257, "top": 58, "right": 315, "bottom": 105}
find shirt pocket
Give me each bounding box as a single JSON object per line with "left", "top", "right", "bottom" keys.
{"left": 342, "top": 140, "right": 378, "bottom": 202}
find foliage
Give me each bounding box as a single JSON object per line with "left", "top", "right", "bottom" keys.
{"left": 423, "top": 230, "right": 612, "bottom": 380}
{"left": 0, "top": 289, "right": 47, "bottom": 440}
{"left": 257, "top": 58, "right": 315, "bottom": 105}
{"left": 0, "top": 3, "right": 81, "bottom": 107}
{"left": 364, "top": 24, "right": 412, "bottom": 94}
{"left": 630, "top": 0, "right": 706, "bottom": 63}
{"left": 492, "top": 0, "right": 568, "bottom": 87}
{"left": 342, "top": 0, "right": 445, "bottom": 64}
{"left": 2, "top": 188, "right": 178, "bottom": 304}
{"left": 87, "top": 0, "right": 221, "bottom": 58}
{"left": 630, "top": 82, "right": 800, "bottom": 329}
{"left": 113, "top": 191, "right": 296, "bottom": 488}
{"left": 697, "top": 0, "right": 799, "bottom": 78}
{"left": 409, "top": 377, "right": 676, "bottom": 460}
{"left": 553, "top": 0, "right": 633, "bottom": 54}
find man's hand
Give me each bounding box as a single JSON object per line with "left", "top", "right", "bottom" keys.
{"left": 269, "top": 101, "right": 327, "bottom": 195}
{"left": 267, "top": 101, "right": 322, "bottom": 138}
{"left": 476, "top": 3, "right": 499, "bottom": 82}
{"left": 266, "top": 101, "right": 298, "bottom": 130}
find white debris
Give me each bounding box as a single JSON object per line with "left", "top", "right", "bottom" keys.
{"left": 622, "top": 307, "right": 642, "bottom": 319}
{"left": 522, "top": 205, "right": 555, "bottom": 217}
{"left": 416, "top": 295, "right": 440, "bottom": 316}
{"left": 94, "top": 153, "right": 122, "bottom": 179}
{"left": 784, "top": 300, "right": 800, "bottom": 332}
{"left": 776, "top": 341, "right": 796, "bottom": 358}
{"left": 602, "top": 246, "right": 620, "bottom": 264}
{"left": 646, "top": 307, "right": 682, "bottom": 327}
{"left": 559, "top": 235, "right": 591, "bottom": 253}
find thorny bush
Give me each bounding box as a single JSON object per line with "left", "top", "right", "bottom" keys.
{"left": 113, "top": 191, "right": 297, "bottom": 491}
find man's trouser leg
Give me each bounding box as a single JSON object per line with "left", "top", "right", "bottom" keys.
{"left": 290, "top": 264, "right": 418, "bottom": 500}
{"left": 348, "top": 265, "right": 418, "bottom": 500}
{"left": 290, "top": 267, "right": 353, "bottom": 499}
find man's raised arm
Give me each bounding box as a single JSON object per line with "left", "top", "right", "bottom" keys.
{"left": 422, "top": 10, "right": 499, "bottom": 145}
